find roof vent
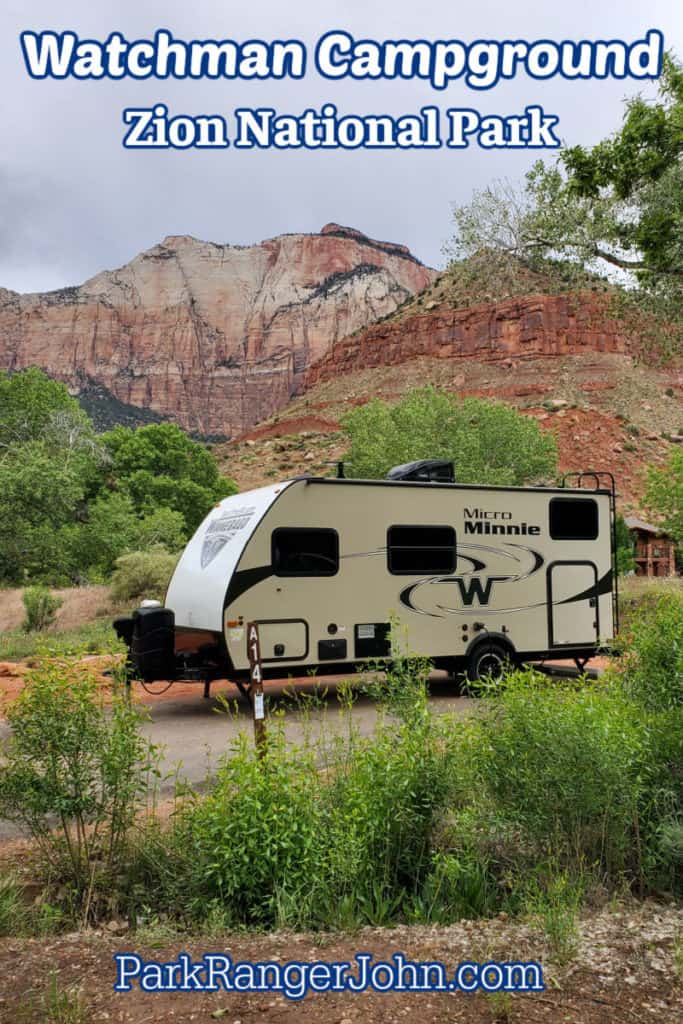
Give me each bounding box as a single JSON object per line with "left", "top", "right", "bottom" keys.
{"left": 386, "top": 459, "right": 455, "bottom": 483}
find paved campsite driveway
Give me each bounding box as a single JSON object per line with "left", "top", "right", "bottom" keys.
{"left": 137, "top": 672, "right": 475, "bottom": 794}
{"left": 0, "top": 672, "right": 475, "bottom": 838}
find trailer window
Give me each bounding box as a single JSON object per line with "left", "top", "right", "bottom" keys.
{"left": 549, "top": 498, "right": 599, "bottom": 540}
{"left": 272, "top": 528, "right": 339, "bottom": 576}
{"left": 387, "top": 525, "right": 456, "bottom": 574}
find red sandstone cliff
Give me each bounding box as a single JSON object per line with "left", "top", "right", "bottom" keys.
{"left": 303, "top": 292, "right": 633, "bottom": 388}
{"left": 0, "top": 225, "right": 434, "bottom": 437}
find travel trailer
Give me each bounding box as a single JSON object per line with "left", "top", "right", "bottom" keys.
{"left": 114, "top": 462, "right": 618, "bottom": 694}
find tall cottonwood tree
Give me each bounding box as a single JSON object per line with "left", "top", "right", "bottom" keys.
{"left": 446, "top": 55, "right": 683, "bottom": 337}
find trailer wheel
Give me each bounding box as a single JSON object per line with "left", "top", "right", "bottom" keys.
{"left": 466, "top": 640, "right": 510, "bottom": 683}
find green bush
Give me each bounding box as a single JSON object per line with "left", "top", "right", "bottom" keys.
{"left": 321, "top": 716, "right": 450, "bottom": 926}
{"left": 17, "top": 601, "right": 678, "bottom": 934}
{"left": 619, "top": 591, "right": 683, "bottom": 711}
{"left": 471, "top": 672, "right": 647, "bottom": 877}
{"left": 21, "top": 585, "right": 63, "bottom": 632}
{"left": 0, "top": 660, "right": 158, "bottom": 924}
{"left": 180, "top": 730, "right": 325, "bottom": 926}
{"left": 109, "top": 546, "right": 178, "bottom": 604}
{"left": 134, "top": 507, "right": 187, "bottom": 553}
{"left": 128, "top": 656, "right": 455, "bottom": 930}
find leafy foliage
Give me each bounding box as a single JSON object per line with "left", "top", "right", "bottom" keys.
{"left": 619, "top": 589, "right": 683, "bottom": 711}
{"left": 473, "top": 672, "right": 647, "bottom": 874}
{"left": 342, "top": 385, "right": 557, "bottom": 483}
{"left": 0, "top": 366, "right": 95, "bottom": 451}
{"left": 21, "top": 586, "right": 63, "bottom": 633}
{"left": 645, "top": 448, "right": 683, "bottom": 545}
{"left": 0, "top": 369, "right": 235, "bottom": 584}
{"left": 0, "top": 661, "right": 159, "bottom": 924}
{"left": 4, "top": 603, "right": 682, "bottom": 933}
{"left": 615, "top": 513, "right": 636, "bottom": 575}
{"left": 446, "top": 56, "right": 683, "bottom": 351}
{"left": 109, "top": 546, "right": 180, "bottom": 604}
{"left": 101, "top": 423, "right": 237, "bottom": 535}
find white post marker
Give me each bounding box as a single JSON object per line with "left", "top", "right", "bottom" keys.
{"left": 246, "top": 622, "right": 267, "bottom": 758}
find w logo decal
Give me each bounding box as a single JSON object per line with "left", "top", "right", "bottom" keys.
{"left": 452, "top": 576, "right": 507, "bottom": 606}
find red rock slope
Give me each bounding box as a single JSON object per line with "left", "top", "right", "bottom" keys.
{"left": 303, "top": 292, "right": 634, "bottom": 388}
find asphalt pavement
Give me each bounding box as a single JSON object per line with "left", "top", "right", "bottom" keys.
{"left": 0, "top": 672, "right": 475, "bottom": 839}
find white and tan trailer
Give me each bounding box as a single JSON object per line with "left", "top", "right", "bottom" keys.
{"left": 114, "top": 463, "right": 618, "bottom": 690}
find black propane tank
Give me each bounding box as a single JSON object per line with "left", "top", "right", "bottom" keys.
{"left": 114, "top": 605, "right": 176, "bottom": 683}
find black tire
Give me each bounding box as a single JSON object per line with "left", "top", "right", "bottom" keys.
{"left": 466, "top": 640, "right": 511, "bottom": 683}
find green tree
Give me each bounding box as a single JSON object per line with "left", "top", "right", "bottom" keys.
{"left": 0, "top": 441, "right": 88, "bottom": 582}
{"left": 342, "top": 387, "right": 558, "bottom": 484}
{"left": 446, "top": 55, "right": 683, "bottom": 335}
{"left": 0, "top": 366, "right": 92, "bottom": 448}
{"left": 101, "top": 423, "right": 237, "bottom": 534}
{"left": 615, "top": 513, "right": 636, "bottom": 575}
{"left": 0, "top": 369, "right": 110, "bottom": 583}
{"left": 645, "top": 448, "right": 683, "bottom": 544}
{"left": 0, "top": 369, "right": 235, "bottom": 583}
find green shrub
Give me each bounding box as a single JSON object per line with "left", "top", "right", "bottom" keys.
{"left": 0, "top": 660, "right": 158, "bottom": 924}
{"left": 21, "top": 585, "right": 63, "bottom": 632}
{"left": 637, "top": 706, "right": 683, "bottom": 893}
{"left": 73, "top": 607, "right": 683, "bottom": 930}
{"left": 109, "top": 545, "right": 178, "bottom": 604}
{"left": 321, "top": 716, "right": 450, "bottom": 926}
{"left": 134, "top": 507, "right": 186, "bottom": 552}
{"left": 155, "top": 729, "right": 325, "bottom": 927}
{"left": 472, "top": 671, "right": 647, "bottom": 877}
{"left": 619, "top": 591, "right": 683, "bottom": 711}
{"left": 416, "top": 846, "right": 498, "bottom": 923}
{"left": 522, "top": 870, "right": 582, "bottom": 963}
{"left": 128, "top": 653, "right": 455, "bottom": 930}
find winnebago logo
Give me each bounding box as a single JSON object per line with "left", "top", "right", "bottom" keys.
{"left": 399, "top": 539, "right": 545, "bottom": 617}
{"left": 464, "top": 507, "right": 541, "bottom": 536}
{"left": 201, "top": 505, "right": 256, "bottom": 569}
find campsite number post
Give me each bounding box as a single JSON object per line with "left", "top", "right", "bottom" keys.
{"left": 246, "top": 622, "right": 267, "bottom": 759}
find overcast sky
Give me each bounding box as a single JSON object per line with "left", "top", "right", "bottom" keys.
{"left": 2, "top": 0, "right": 682, "bottom": 293}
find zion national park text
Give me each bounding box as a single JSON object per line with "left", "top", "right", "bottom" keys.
{"left": 121, "top": 103, "right": 561, "bottom": 150}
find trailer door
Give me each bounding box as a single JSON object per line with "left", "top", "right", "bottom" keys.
{"left": 548, "top": 562, "right": 599, "bottom": 647}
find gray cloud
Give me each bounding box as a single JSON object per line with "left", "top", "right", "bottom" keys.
{"left": 1, "top": 0, "right": 681, "bottom": 291}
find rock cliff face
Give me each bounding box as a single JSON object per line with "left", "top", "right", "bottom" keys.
{"left": 0, "top": 224, "right": 434, "bottom": 437}
{"left": 303, "top": 292, "right": 633, "bottom": 388}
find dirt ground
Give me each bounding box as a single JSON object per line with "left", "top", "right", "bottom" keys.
{"left": 0, "top": 654, "right": 613, "bottom": 714}
{"left": 0, "top": 902, "right": 680, "bottom": 1023}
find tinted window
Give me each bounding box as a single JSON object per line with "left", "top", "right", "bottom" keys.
{"left": 272, "top": 528, "right": 339, "bottom": 576}
{"left": 549, "top": 498, "right": 598, "bottom": 540}
{"left": 387, "top": 525, "right": 456, "bottom": 575}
